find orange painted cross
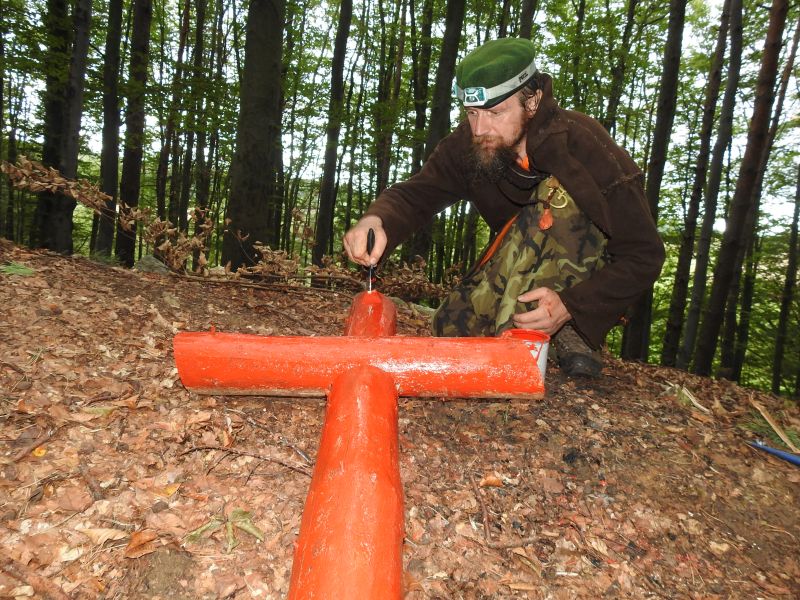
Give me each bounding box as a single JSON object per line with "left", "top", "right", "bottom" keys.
{"left": 173, "top": 290, "right": 546, "bottom": 598}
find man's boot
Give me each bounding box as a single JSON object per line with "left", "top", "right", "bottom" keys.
{"left": 552, "top": 324, "right": 603, "bottom": 377}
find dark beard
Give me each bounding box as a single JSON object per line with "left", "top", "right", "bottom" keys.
{"left": 466, "top": 120, "right": 530, "bottom": 184}
{"left": 466, "top": 143, "right": 519, "bottom": 184}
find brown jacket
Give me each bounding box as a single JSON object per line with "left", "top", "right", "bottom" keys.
{"left": 365, "top": 76, "right": 665, "bottom": 347}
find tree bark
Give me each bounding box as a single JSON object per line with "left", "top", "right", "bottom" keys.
{"left": 400, "top": 0, "right": 433, "bottom": 265}
{"left": 692, "top": 0, "right": 789, "bottom": 376}
{"left": 409, "top": 0, "right": 433, "bottom": 177}
{"left": 374, "top": 0, "right": 406, "bottom": 197}
{"left": 621, "top": 0, "right": 687, "bottom": 361}
{"left": 33, "top": 0, "right": 71, "bottom": 250}
{"left": 0, "top": 0, "right": 5, "bottom": 236}
{"left": 602, "top": 0, "right": 640, "bottom": 134}
{"left": 114, "top": 0, "right": 153, "bottom": 267}
{"left": 570, "top": 0, "right": 587, "bottom": 110}
{"left": 95, "top": 0, "right": 124, "bottom": 256}
{"left": 518, "top": 0, "right": 538, "bottom": 39}
{"left": 178, "top": 0, "right": 207, "bottom": 237}
{"left": 406, "top": 0, "right": 465, "bottom": 270}
{"left": 497, "top": 0, "right": 512, "bottom": 37}
{"left": 222, "top": 0, "right": 286, "bottom": 270}
{"left": 660, "top": 0, "right": 730, "bottom": 367}
{"left": 157, "top": 0, "right": 190, "bottom": 226}
{"left": 312, "top": 0, "right": 352, "bottom": 266}
{"left": 734, "top": 15, "right": 800, "bottom": 383}
{"left": 678, "top": 0, "right": 743, "bottom": 369}
{"left": 730, "top": 233, "right": 758, "bottom": 382}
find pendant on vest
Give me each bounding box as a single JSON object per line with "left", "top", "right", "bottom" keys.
{"left": 538, "top": 176, "right": 564, "bottom": 231}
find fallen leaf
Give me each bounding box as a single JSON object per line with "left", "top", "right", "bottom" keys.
{"left": 186, "top": 411, "right": 213, "bottom": 427}
{"left": 185, "top": 518, "right": 223, "bottom": 543}
{"left": 479, "top": 474, "right": 504, "bottom": 488}
{"left": 76, "top": 528, "right": 129, "bottom": 546}
{"left": 58, "top": 545, "right": 85, "bottom": 563}
{"left": 124, "top": 529, "right": 159, "bottom": 559}
{"left": 57, "top": 486, "right": 93, "bottom": 512}
{"left": 156, "top": 483, "right": 182, "bottom": 498}
{"left": 230, "top": 508, "right": 264, "bottom": 542}
{"left": 708, "top": 541, "right": 730, "bottom": 556}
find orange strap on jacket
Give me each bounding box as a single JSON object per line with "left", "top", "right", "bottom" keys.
{"left": 476, "top": 156, "right": 532, "bottom": 269}
{"left": 477, "top": 214, "right": 519, "bottom": 269}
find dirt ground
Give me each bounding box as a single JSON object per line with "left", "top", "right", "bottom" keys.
{"left": 1, "top": 238, "right": 798, "bottom": 599}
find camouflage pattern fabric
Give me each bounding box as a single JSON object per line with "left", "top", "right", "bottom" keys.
{"left": 432, "top": 176, "right": 608, "bottom": 337}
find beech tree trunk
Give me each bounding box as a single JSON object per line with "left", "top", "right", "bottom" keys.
{"left": 405, "top": 0, "right": 465, "bottom": 270}
{"left": 374, "top": 0, "right": 406, "bottom": 197}
{"left": 660, "top": 0, "right": 730, "bottom": 367}
{"left": 34, "top": 0, "right": 71, "bottom": 250}
{"left": 0, "top": 0, "right": 5, "bottom": 236}
{"left": 313, "top": 0, "right": 352, "bottom": 266}
{"left": 95, "top": 0, "right": 124, "bottom": 256}
{"left": 621, "top": 0, "right": 687, "bottom": 361}
{"left": 177, "top": 0, "right": 207, "bottom": 236}
{"left": 518, "top": 0, "right": 538, "bottom": 39}
{"left": 570, "top": 0, "right": 587, "bottom": 110}
{"left": 222, "top": 0, "right": 286, "bottom": 270}
{"left": 602, "top": 0, "right": 639, "bottom": 134}
{"left": 692, "top": 0, "right": 789, "bottom": 376}
{"left": 734, "top": 16, "right": 800, "bottom": 383}
{"left": 157, "top": 0, "right": 190, "bottom": 226}
{"left": 678, "top": 0, "right": 743, "bottom": 369}
{"left": 114, "top": 0, "right": 153, "bottom": 267}
{"left": 400, "top": 0, "right": 433, "bottom": 265}
{"left": 778, "top": 169, "right": 800, "bottom": 392}
{"left": 409, "top": 0, "right": 433, "bottom": 177}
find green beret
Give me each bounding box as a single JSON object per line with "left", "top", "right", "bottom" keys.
{"left": 454, "top": 38, "right": 538, "bottom": 108}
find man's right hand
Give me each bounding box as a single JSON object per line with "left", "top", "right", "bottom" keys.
{"left": 343, "top": 215, "right": 387, "bottom": 266}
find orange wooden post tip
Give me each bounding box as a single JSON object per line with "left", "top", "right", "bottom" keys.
{"left": 344, "top": 291, "right": 397, "bottom": 337}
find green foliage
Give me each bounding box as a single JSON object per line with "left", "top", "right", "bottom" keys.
{"left": 740, "top": 411, "right": 800, "bottom": 451}
{"left": 0, "top": 261, "right": 35, "bottom": 276}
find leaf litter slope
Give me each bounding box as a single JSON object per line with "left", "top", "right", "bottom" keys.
{"left": 0, "top": 239, "right": 797, "bottom": 599}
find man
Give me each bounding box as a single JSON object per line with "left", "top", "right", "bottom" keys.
{"left": 343, "top": 38, "right": 664, "bottom": 377}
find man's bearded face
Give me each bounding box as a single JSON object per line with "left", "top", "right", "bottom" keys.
{"left": 466, "top": 97, "right": 533, "bottom": 183}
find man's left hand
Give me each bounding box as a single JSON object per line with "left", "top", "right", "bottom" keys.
{"left": 513, "top": 287, "right": 571, "bottom": 334}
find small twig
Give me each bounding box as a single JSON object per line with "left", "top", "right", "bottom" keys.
{"left": 0, "top": 361, "right": 26, "bottom": 375}
{"left": 205, "top": 449, "right": 232, "bottom": 476}
{"left": 468, "top": 471, "right": 539, "bottom": 550}
{"left": 762, "top": 523, "right": 798, "bottom": 543}
{"left": 182, "top": 445, "right": 312, "bottom": 477}
{"left": 99, "top": 518, "right": 137, "bottom": 532}
{"left": 468, "top": 472, "right": 491, "bottom": 541}
{"left": 0, "top": 553, "right": 71, "bottom": 600}
{"left": 12, "top": 428, "right": 56, "bottom": 463}
{"left": 485, "top": 536, "right": 539, "bottom": 550}
{"left": 749, "top": 396, "right": 799, "bottom": 453}
{"left": 224, "top": 408, "right": 312, "bottom": 464}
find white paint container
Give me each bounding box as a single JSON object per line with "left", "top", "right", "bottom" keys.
{"left": 500, "top": 329, "right": 550, "bottom": 382}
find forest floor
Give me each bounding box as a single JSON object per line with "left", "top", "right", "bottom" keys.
{"left": 0, "top": 238, "right": 799, "bottom": 600}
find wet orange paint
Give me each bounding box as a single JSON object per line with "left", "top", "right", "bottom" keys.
{"left": 172, "top": 291, "right": 546, "bottom": 599}
{"left": 173, "top": 332, "right": 545, "bottom": 399}
{"left": 288, "top": 365, "right": 403, "bottom": 599}
{"left": 344, "top": 291, "right": 397, "bottom": 336}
